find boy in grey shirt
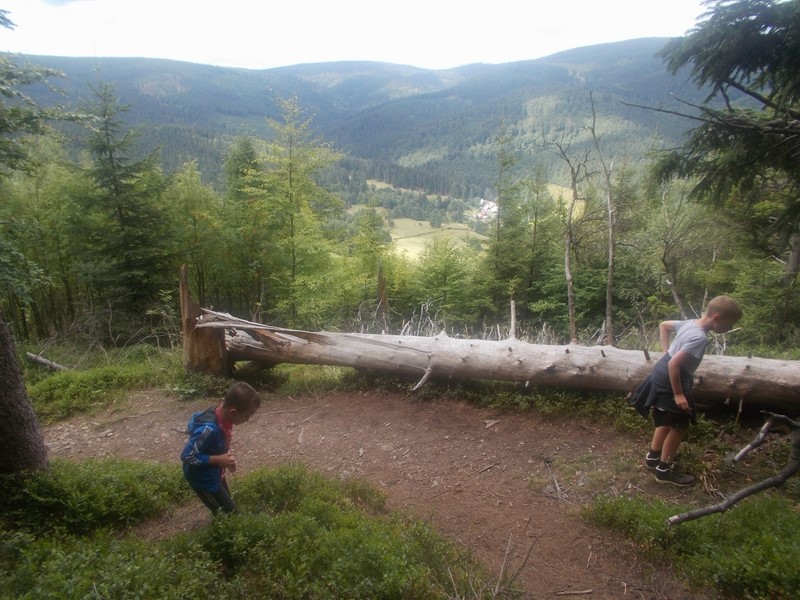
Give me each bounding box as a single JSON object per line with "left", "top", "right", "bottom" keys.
{"left": 630, "top": 295, "right": 742, "bottom": 486}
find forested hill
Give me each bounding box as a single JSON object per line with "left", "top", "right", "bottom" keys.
{"left": 12, "top": 37, "right": 703, "bottom": 196}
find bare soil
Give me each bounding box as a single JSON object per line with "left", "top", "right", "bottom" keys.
{"left": 43, "top": 388, "right": 712, "bottom": 599}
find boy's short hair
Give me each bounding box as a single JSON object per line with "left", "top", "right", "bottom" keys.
{"left": 705, "top": 295, "right": 743, "bottom": 322}
{"left": 222, "top": 382, "right": 262, "bottom": 412}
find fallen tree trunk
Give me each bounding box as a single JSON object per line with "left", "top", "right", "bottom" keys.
{"left": 25, "top": 352, "right": 67, "bottom": 371}
{"left": 187, "top": 308, "right": 800, "bottom": 413}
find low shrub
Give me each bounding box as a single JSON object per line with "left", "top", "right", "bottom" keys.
{"left": 1, "top": 532, "right": 223, "bottom": 600}
{"left": 28, "top": 363, "right": 170, "bottom": 422}
{"left": 0, "top": 458, "right": 189, "bottom": 535}
{"left": 1, "top": 460, "right": 512, "bottom": 599}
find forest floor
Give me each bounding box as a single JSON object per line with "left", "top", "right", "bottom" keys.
{"left": 43, "top": 387, "right": 715, "bottom": 599}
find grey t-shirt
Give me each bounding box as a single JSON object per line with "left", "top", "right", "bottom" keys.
{"left": 667, "top": 319, "right": 708, "bottom": 374}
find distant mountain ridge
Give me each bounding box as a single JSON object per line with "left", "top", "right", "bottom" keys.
{"left": 9, "top": 37, "right": 701, "bottom": 196}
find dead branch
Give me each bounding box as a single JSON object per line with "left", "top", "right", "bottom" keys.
{"left": 25, "top": 352, "right": 67, "bottom": 371}
{"left": 667, "top": 412, "right": 800, "bottom": 526}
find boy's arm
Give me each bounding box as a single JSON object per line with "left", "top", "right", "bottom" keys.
{"left": 181, "top": 427, "right": 236, "bottom": 468}
{"left": 209, "top": 451, "right": 236, "bottom": 469}
{"left": 181, "top": 427, "right": 213, "bottom": 465}
{"left": 658, "top": 321, "right": 675, "bottom": 353}
{"left": 667, "top": 350, "right": 693, "bottom": 412}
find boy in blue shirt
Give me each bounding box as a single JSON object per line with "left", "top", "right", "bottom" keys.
{"left": 181, "top": 382, "right": 262, "bottom": 514}
{"left": 630, "top": 295, "right": 742, "bottom": 486}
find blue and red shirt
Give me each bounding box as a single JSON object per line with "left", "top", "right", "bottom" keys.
{"left": 180, "top": 405, "right": 233, "bottom": 492}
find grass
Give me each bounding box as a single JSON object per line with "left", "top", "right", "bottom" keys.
{"left": 583, "top": 493, "right": 800, "bottom": 600}
{"left": 389, "top": 217, "right": 487, "bottom": 257}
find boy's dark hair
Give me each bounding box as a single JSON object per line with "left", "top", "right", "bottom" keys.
{"left": 706, "top": 295, "right": 743, "bottom": 321}
{"left": 222, "top": 382, "right": 261, "bottom": 412}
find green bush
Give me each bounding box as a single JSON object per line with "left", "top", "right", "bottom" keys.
{"left": 28, "top": 363, "right": 166, "bottom": 422}
{"left": 1, "top": 460, "right": 510, "bottom": 599}
{"left": 0, "top": 533, "right": 223, "bottom": 600}
{"left": 186, "top": 500, "right": 456, "bottom": 598}
{"left": 186, "top": 464, "right": 502, "bottom": 599}
{"left": 234, "top": 464, "right": 385, "bottom": 515}
{"left": 0, "top": 458, "right": 189, "bottom": 535}
{"left": 584, "top": 493, "right": 800, "bottom": 599}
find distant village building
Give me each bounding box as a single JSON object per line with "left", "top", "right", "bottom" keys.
{"left": 476, "top": 199, "right": 497, "bottom": 220}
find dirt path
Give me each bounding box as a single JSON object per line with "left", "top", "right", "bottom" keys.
{"left": 43, "top": 388, "right": 707, "bottom": 599}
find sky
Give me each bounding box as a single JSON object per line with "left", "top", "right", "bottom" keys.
{"left": 1, "top": 0, "right": 710, "bottom": 71}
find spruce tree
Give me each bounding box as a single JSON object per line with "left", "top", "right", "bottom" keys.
{"left": 77, "top": 82, "right": 171, "bottom": 331}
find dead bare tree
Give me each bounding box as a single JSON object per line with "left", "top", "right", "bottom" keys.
{"left": 587, "top": 91, "right": 615, "bottom": 346}
{"left": 667, "top": 412, "right": 799, "bottom": 526}
{"left": 550, "top": 135, "right": 595, "bottom": 344}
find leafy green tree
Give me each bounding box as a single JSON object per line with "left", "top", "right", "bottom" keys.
{"left": 0, "top": 223, "right": 46, "bottom": 339}
{"left": 656, "top": 0, "right": 800, "bottom": 282}
{"left": 634, "top": 176, "right": 740, "bottom": 318}
{"left": 163, "top": 160, "right": 223, "bottom": 307}
{"left": 0, "top": 54, "right": 62, "bottom": 178}
{"left": 0, "top": 13, "right": 67, "bottom": 336}
{"left": 349, "top": 205, "right": 392, "bottom": 326}
{"left": 230, "top": 99, "right": 342, "bottom": 327}
{"left": 217, "top": 137, "right": 273, "bottom": 317}
{"left": 1, "top": 137, "right": 91, "bottom": 338}
{"left": 481, "top": 130, "right": 528, "bottom": 319}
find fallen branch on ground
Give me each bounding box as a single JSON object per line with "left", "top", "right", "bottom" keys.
{"left": 667, "top": 412, "right": 800, "bottom": 526}
{"left": 25, "top": 352, "right": 67, "bottom": 371}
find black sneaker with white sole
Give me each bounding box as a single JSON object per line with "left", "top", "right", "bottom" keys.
{"left": 654, "top": 463, "right": 695, "bottom": 487}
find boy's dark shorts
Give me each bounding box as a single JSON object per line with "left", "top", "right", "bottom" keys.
{"left": 653, "top": 407, "right": 691, "bottom": 430}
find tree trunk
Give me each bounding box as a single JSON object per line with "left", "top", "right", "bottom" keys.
{"left": 188, "top": 308, "right": 800, "bottom": 413}
{"left": 564, "top": 187, "right": 579, "bottom": 344}
{"left": 588, "top": 91, "right": 616, "bottom": 346}
{"left": 0, "top": 310, "right": 49, "bottom": 474}
{"left": 785, "top": 232, "right": 800, "bottom": 286}
{"left": 180, "top": 265, "right": 230, "bottom": 377}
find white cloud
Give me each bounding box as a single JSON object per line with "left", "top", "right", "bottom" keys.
{"left": 2, "top": 0, "right": 708, "bottom": 70}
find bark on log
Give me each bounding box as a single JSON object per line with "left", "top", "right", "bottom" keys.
{"left": 189, "top": 309, "right": 800, "bottom": 412}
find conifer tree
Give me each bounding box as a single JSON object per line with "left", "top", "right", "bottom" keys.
{"left": 253, "top": 97, "right": 343, "bottom": 327}
{"left": 76, "top": 82, "right": 172, "bottom": 330}
{"left": 656, "top": 0, "right": 800, "bottom": 283}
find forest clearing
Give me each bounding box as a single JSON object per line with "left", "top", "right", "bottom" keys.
{"left": 43, "top": 386, "right": 709, "bottom": 599}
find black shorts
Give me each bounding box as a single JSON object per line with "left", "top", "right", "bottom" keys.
{"left": 653, "top": 407, "right": 691, "bottom": 430}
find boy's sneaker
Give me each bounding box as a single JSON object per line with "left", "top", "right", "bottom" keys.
{"left": 654, "top": 463, "right": 695, "bottom": 487}
{"left": 646, "top": 451, "right": 682, "bottom": 470}
{"left": 645, "top": 451, "right": 660, "bottom": 470}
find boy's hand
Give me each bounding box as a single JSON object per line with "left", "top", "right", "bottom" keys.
{"left": 674, "top": 393, "right": 691, "bottom": 412}
{"left": 219, "top": 450, "right": 237, "bottom": 470}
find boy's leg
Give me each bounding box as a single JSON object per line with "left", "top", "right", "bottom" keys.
{"left": 651, "top": 410, "right": 695, "bottom": 486}
{"left": 216, "top": 478, "right": 236, "bottom": 513}
{"left": 192, "top": 479, "right": 237, "bottom": 515}
{"left": 645, "top": 426, "right": 671, "bottom": 468}
{"left": 660, "top": 427, "right": 685, "bottom": 464}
